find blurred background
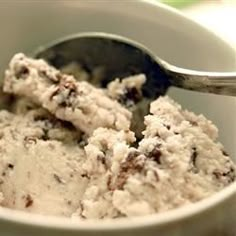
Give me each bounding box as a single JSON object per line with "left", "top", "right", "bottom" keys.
{"left": 160, "top": 0, "right": 236, "bottom": 49}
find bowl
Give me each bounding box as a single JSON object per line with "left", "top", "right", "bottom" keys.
{"left": 0, "top": 1, "right": 236, "bottom": 235}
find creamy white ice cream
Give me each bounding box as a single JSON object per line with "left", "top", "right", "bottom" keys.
{"left": 0, "top": 53, "right": 234, "bottom": 219}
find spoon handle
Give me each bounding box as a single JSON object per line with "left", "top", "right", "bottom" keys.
{"left": 162, "top": 60, "right": 236, "bottom": 96}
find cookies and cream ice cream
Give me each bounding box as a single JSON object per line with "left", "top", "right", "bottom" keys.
{"left": 0, "top": 53, "right": 234, "bottom": 219}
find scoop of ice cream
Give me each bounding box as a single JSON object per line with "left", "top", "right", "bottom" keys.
{"left": 0, "top": 109, "right": 88, "bottom": 216}
{"left": 0, "top": 54, "right": 235, "bottom": 220}
{"left": 77, "top": 127, "right": 136, "bottom": 219}
{"left": 125, "top": 96, "right": 235, "bottom": 214}
{"left": 4, "top": 53, "right": 132, "bottom": 135}
{"left": 107, "top": 74, "right": 146, "bottom": 107}
{"left": 107, "top": 74, "right": 150, "bottom": 139}
{"left": 75, "top": 97, "right": 236, "bottom": 219}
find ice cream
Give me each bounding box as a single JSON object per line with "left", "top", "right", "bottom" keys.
{"left": 0, "top": 108, "right": 87, "bottom": 216}
{"left": 4, "top": 53, "right": 131, "bottom": 135}
{"left": 0, "top": 53, "right": 234, "bottom": 219}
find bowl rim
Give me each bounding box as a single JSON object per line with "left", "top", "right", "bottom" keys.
{"left": 0, "top": 0, "right": 236, "bottom": 231}
{"left": 0, "top": 180, "right": 235, "bottom": 231}
{"left": 141, "top": 0, "right": 236, "bottom": 54}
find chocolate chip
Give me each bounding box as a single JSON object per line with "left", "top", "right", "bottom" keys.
{"left": 147, "top": 144, "right": 162, "bottom": 164}
{"left": 148, "top": 147, "right": 162, "bottom": 164}
{"left": 50, "top": 80, "right": 77, "bottom": 107}
{"left": 15, "top": 66, "right": 29, "bottom": 79}
{"left": 97, "top": 154, "right": 106, "bottom": 166}
{"left": 224, "top": 166, "right": 235, "bottom": 182}
{"left": 41, "top": 129, "right": 49, "bottom": 141}
{"left": 24, "top": 194, "right": 33, "bottom": 208}
{"left": 107, "top": 174, "right": 114, "bottom": 191}
{"left": 115, "top": 151, "right": 145, "bottom": 189}
{"left": 53, "top": 174, "right": 64, "bottom": 184}
{"left": 191, "top": 147, "right": 198, "bottom": 167}
{"left": 213, "top": 170, "right": 222, "bottom": 179}
{"left": 118, "top": 87, "right": 141, "bottom": 107}
{"left": 163, "top": 124, "right": 171, "bottom": 130}
{"left": 7, "top": 163, "right": 14, "bottom": 169}
{"left": 59, "top": 101, "right": 67, "bottom": 107}
{"left": 213, "top": 166, "right": 236, "bottom": 183}
{"left": 189, "top": 120, "right": 198, "bottom": 126}
{"left": 189, "top": 147, "right": 198, "bottom": 173}
{"left": 222, "top": 150, "right": 229, "bottom": 156}
{"left": 81, "top": 173, "right": 90, "bottom": 179}
{"left": 125, "top": 150, "right": 141, "bottom": 162}
{"left": 125, "top": 87, "right": 141, "bottom": 103}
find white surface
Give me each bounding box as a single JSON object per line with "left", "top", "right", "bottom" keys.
{"left": 184, "top": 2, "right": 236, "bottom": 48}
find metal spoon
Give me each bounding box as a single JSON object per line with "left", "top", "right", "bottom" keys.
{"left": 34, "top": 32, "right": 236, "bottom": 98}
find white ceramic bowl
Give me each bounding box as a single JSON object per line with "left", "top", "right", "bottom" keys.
{"left": 0, "top": 1, "right": 236, "bottom": 235}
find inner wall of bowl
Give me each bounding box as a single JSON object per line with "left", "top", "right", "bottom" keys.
{"left": 1, "top": 1, "right": 236, "bottom": 71}
{"left": 0, "top": 1, "right": 236, "bottom": 157}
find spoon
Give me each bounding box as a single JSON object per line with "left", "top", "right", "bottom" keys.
{"left": 34, "top": 32, "right": 236, "bottom": 98}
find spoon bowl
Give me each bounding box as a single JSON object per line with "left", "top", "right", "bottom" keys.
{"left": 35, "top": 32, "right": 236, "bottom": 97}
{"left": 35, "top": 32, "right": 171, "bottom": 99}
